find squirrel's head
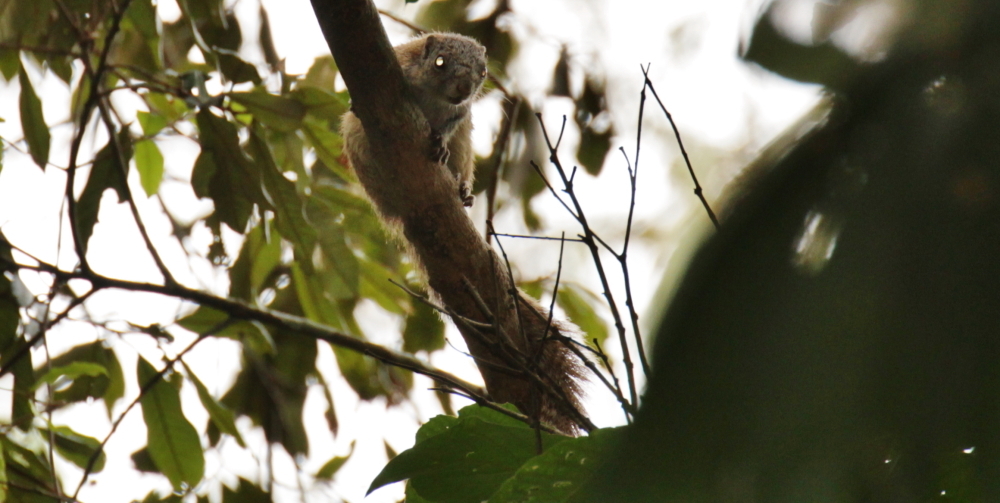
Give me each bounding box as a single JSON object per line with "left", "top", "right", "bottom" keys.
{"left": 422, "top": 34, "right": 488, "bottom": 105}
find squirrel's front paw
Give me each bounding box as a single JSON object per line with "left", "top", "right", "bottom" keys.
{"left": 430, "top": 134, "right": 450, "bottom": 165}
{"left": 459, "top": 181, "right": 474, "bottom": 207}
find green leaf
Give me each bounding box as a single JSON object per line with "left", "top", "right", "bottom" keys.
{"left": 176, "top": 306, "right": 275, "bottom": 354}
{"left": 0, "top": 273, "right": 19, "bottom": 353}
{"left": 43, "top": 342, "right": 124, "bottom": 415}
{"left": 576, "top": 127, "right": 610, "bottom": 176}
{"left": 247, "top": 127, "right": 316, "bottom": 258}
{"left": 302, "top": 116, "right": 353, "bottom": 180}
{"left": 145, "top": 93, "right": 189, "bottom": 123}
{"left": 367, "top": 405, "right": 570, "bottom": 502}
{"left": 18, "top": 63, "right": 49, "bottom": 169}
{"left": 10, "top": 339, "right": 35, "bottom": 428}
{"left": 43, "top": 426, "right": 107, "bottom": 473}
{"left": 137, "top": 111, "right": 168, "bottom": 137}
{"left": 299, "top": 55, "right": 339, "bottom": 90}
{"left": 33, "top": 362, "right": 107, "bottom": 391}
{"left": 402, "top": 296, "right": 445, "bottom": 354}
{"left": 488, "top": 427, "right": 624, "bottom": 502}
{"left": 134, "top": 139, "right": 164, "bottom": 196}
{"left": 219, "top": 329, "right": 315, "bottom": 456}
{"left": 176, "top": 305, "right": 229, "bottom": 333}
{"left": 137, "top": 357, "right": 205, "bottom": 491}
{"left": 229, "top": 91, "right": 305, "bottom": 132}
{"left": 0, "top": 49, "right": 19, "bottom": 81}
{"left": 221, "top": 478, "right": 269, "bottom": 503}
{"left": 1, "top": 436, "right": 56, "bottom": 501}
{"left": 126, "top": 0, "right": 158, "bottom": 39}
{"left": 290, "top": 86, "right": 349, "bottom": 124}
{"left": 556, "top": 284, "right": 608, "bottom": 351}
{"left": 0, "top": 437, "right": 7, "bottom": 503}
{"left": 130, "top": 447, "right": 157, "bottom": 473}
{"left": 183, "top": 362, "right": 246, "bottom": 447}
{"left": 196, "top": 109, "right": 270, "bottom": 232}
{"left": 315, "top": 441, "right": 354, "bottom": 480}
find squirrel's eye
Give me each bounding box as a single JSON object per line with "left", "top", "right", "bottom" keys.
{"left": 435, "top": 56, "right": 445, "bottom": 68}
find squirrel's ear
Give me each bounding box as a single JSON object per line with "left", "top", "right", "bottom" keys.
{"left": 423, "top": 34, "right": 439, "bottom": 58}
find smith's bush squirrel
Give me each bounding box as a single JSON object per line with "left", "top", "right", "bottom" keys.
{"left": 341, "top": 33, "right": 486, "bottom": 207}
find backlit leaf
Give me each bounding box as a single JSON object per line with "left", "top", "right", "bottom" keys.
{"left": 229, "top": 91, "right": 305, "bottom": 132}
{"left": 33, "top": 362, "right": 107, "bottom": 391}
{"left": 137, "top": 357, "right": 204, "bottom": 491}
{"left": 557, "top": 284, "right": 608, "bottom": 350}
{"left": 134, "top": 139, "right": 164, "bottom": 196}
{"left": 184, "top": 362, "right": 245, "bottom": 447}
{"left": 43, "top": 426, "right": 107, "bottom": 473}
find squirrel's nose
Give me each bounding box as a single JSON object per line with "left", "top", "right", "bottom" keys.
{"left": 455, "top": 81, "right": 473, "bottom": 99}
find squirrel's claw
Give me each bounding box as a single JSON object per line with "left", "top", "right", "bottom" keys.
{"left": 430, "top": 133, "right": 450, "bottom": 165}
{"left": 460, "top": 181, "right": 474, "bottom": 207}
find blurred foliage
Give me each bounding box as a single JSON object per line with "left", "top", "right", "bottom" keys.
{"left": 0, "top": 0, "right": 617, "bottom": 500}
{"left": 369, "top": 404, "right": 623, "bottom": 502}
{"left": 590, "top": 0, "right": 1000, "bottom": 500}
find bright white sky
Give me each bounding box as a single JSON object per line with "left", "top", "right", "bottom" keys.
{"left": 0, "top": 0, "right": 821, "bottom": 501}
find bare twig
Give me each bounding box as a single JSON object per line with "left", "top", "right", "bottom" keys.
{"left": 534, "top": 113, "right": 638, "bottom": 410}
{"left": 491, "top": 232, "right": 585, "bottom": 243}
{"left": 616, "top": 147, "right": 651, "bottom": 377}
{"left": 641, "top": 66, "right": 719, "bottom": 229}
{"left": 430, "top": 387, "right": 560, "bottom": 435}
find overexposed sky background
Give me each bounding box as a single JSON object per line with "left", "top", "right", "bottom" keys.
{"left": 0, "top": 0, "right": 823, "bottom": 501}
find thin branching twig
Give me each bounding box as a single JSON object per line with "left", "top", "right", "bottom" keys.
{"left": 641, "top": 65, "right": 719, "bottom": 229}
{"left": 534, "top": 113, "right": 639, "bottom": 411}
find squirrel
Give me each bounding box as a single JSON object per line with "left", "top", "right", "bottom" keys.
{"left": 338, "top": 32, "right": 588, "bottom": 434}
{"left": 340, "top": 33, "right": 487, "bottom": 207}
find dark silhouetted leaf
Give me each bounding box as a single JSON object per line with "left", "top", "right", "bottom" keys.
{"left": 76, "top": 132, "right": 131, "bottom": 255}
{"left": 195, "top": 109, "right": 269, "bottom": 232}
{"left": 741, "top": 5, "right": 859, "bottom": 91}
{"left": 221, "top": 478, "right": 269, "bottom": 503}
{"left": 0, "top": 273, "right": 18, "bottom": 353}
{"left": 316, "top": 441, "right": 354, "bottom": 480}
{"left": 18, "top": 63, "right": 49, "bottom": 170}
{"left": 217, "top": 49, "right": 261, "bottom": 85}
{"left": 576, "top": 127, "right": 610, "bottom": 176}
